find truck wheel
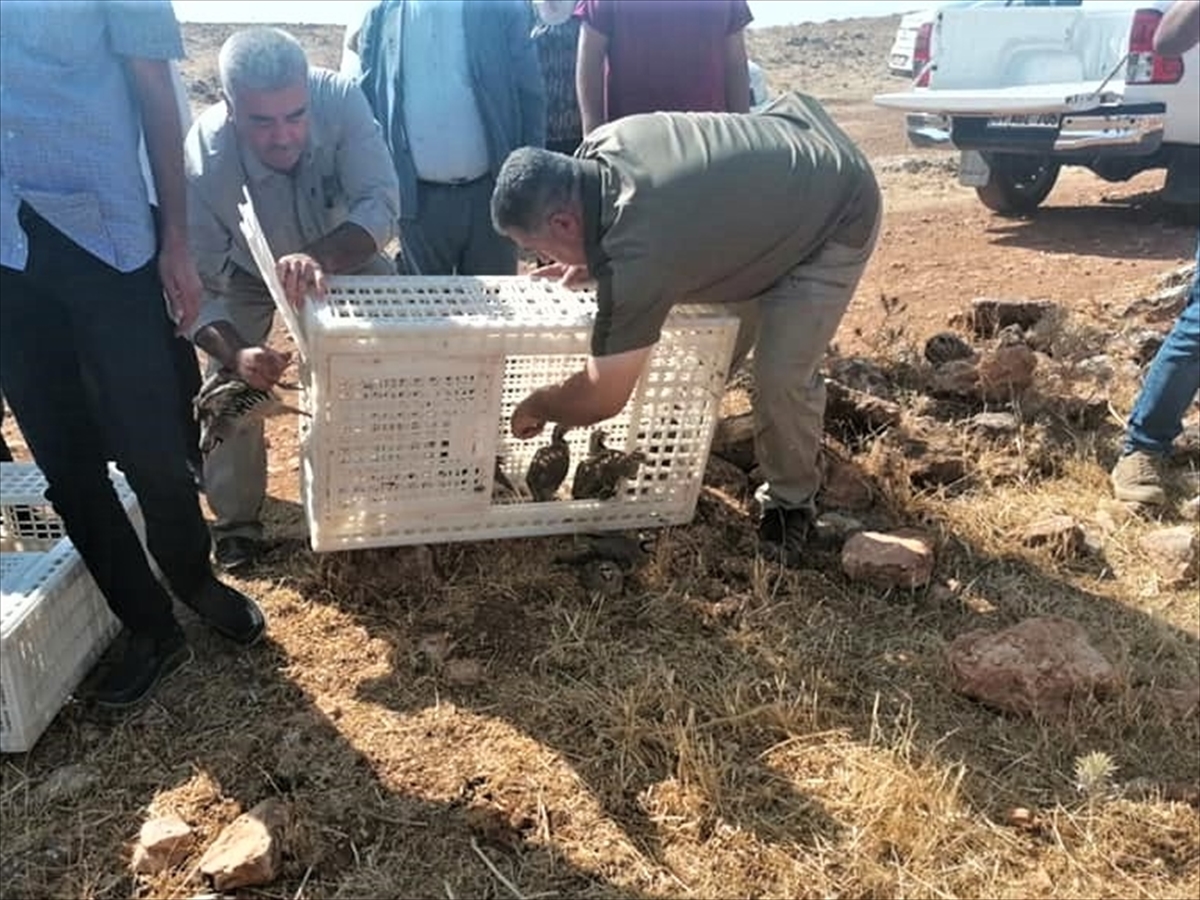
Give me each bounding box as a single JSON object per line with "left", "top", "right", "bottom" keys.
{"left": 975, "top": 154, "right": 1060, "bottom": 216}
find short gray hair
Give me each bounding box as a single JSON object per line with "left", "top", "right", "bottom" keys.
{"left": 219, "top": 28, "right": 308, "bottom": 104}
{"left": 491, "top": 147, "right": 581, "bottom": 234}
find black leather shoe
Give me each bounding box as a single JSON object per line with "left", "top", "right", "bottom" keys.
{"left": 88, "top": 627, "right": 192, "bottom": 709}
{"left": 183, "top": 576, "right": 266, "bottom": 646}
{"left": 757, "top": 507, "right": 813, "bottom": 567}
{"left": 213, "top": 535, "right": 262, "bottom": 573}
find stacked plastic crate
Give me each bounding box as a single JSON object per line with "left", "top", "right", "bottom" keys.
{"left": 0, "top": 463, "right": 135, "bottom": 753}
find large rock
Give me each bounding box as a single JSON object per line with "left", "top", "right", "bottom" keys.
{"left": 131, "top": 815, "right": 195, "bottom": 875}
{"left": 1139, "top": 526, "right": 1199, "bottom": 587}
{"left": 841, "top": 530, "right": 934, "bottom": 589}
{"left": 946, "top": 616, "right": 1117, "bottom": 717}
{"left": 197, "top": 798, "right": 288, "bottom": 891}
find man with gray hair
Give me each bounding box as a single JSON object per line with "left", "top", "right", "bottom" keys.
{"left": 186, "top": 27, "right": 400, "bottom": 571}
{"left": 491, "top": 93, "right": 881, "bottom": 566}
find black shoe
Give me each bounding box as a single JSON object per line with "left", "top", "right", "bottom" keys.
{"left": 213, "top": 535, "right": 261, "bottom": 573}
{"left": 182, "top": 576, "right": 266, "bottom": 646}
{"left": 87, "top": 627, "right": 192, "bottom": 709}
{"left": 757, "top": 507, "right": 813, "bottom": 567}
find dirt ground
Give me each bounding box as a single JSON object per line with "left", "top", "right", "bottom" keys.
{"left": 1, "top": 16, "right": 1197, "bottom": 900}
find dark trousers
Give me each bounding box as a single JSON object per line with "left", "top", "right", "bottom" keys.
{"left": 0, "top": 205, "right": 212, "bottom": 637}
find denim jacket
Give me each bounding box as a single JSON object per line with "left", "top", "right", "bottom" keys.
{"left": 355, "top": 0, "right": 546, "bottom": 221}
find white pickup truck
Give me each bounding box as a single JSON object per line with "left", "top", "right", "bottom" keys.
{"left": 874, "top": 1, "right": 1200, "bottom": 216}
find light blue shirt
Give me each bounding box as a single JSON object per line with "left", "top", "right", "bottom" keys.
{"left": 400, "top": 0, "right": 491, "bottom": 183}
{"left": 0, "top": 0, "right": 185, "bottom": 273}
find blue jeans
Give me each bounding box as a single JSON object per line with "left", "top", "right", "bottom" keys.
{"left": 1124, "top": 237, "right": 1200, "bottom": 456}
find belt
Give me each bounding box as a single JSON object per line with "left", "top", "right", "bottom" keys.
{"left": 418, "top": 173, "right": 490, "bottom": 188}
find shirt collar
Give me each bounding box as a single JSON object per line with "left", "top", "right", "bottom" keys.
{"left": 237, "top": 131, "right": 319, "bottom": 184}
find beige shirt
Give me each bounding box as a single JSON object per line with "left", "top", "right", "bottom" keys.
{"left": 185, "top": 67, "right": 400, "bottom": 334}
{"left": 579, "top": 92, "right": 879, "bottom": 357}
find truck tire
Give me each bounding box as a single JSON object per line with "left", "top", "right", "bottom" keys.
{"left": 975, "top": 154, "right": 1060, "bottom": 216}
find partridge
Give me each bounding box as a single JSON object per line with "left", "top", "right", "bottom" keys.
{"left": 194, "top": 371, "right": 308, "bottom": 455}
{"left": 525, "top": 423, "right": 570, "bottom": 501}
{"left": 571, "top": 430, "right": 645, "bottom": 500}
{"left": 553, "top": 532, "right": 656, "bottom": 574}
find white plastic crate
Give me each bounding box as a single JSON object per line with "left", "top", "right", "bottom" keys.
{"left": 298, "top": 276, "right": 739, "bottom": 551}
{"left": 1, "top": 462, "right": 139, "bottom": 753}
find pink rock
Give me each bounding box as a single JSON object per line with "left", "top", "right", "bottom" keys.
{"left": 130, "top": 814, "right": 194, "bottom": 874}
{"left": 841, "top": 530, "right": 934, "bottom": 589}
{"left": 947, "top": 616, "right": 1117, "bottom": 717}
{"left": 198, "top": 798, "right": 288, "bottom": 891}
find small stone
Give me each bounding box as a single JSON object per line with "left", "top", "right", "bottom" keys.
{"left": 842, "top": 530, "right": 934, "bottom": 590}
{"left": 1139, "top": 526, "right": 1198, "bottom": 587}
{"left": 1181, "top": 496, "right": 1200, "bottom": 521}
{"left": 131, "top": 815, "right": 195, "bottom": 875}
{"left": 198, "top": 798, "right": 288, "bottom": 892}
{"left": 946, "top": 616, "right": 1116, "bottom": 717}
{"left": 1022, "top": 515, "right": 1084, "bottom": 559}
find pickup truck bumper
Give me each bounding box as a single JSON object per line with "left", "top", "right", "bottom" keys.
{"left": 906, "top": 104, "right": 1166, "bottom": 156}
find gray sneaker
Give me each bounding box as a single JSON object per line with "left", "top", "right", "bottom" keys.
{"left": 1111, "top": 451, "right": 1167, "bottom": 505}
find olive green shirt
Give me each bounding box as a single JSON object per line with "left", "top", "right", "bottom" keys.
{"left": 579, "top": 91, "right": 879, "bottom": 357}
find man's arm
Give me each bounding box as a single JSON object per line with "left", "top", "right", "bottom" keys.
{"left": 509, "top": 0, "right": 547, "bottom": 147}
{"left": 1154, "top": 0, "right": 1200, "bottom": 56}
{"left": 329, "top": 76, "right": 401, "bottom": 270}
{"left": 127, "top": 57, "right": 203, "bottom": 330}
{"left": 512, "top": 346, "right": 652, "bottom": 436}
{"left": 724, "top": 30, "right": 751, "bottom": 114}
{"left": 577, "top": 22, "right": 608, "bottom": 136}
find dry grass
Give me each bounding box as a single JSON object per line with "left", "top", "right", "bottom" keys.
{"left": 2, "top": 14, "right": 1199, "bottom": 900}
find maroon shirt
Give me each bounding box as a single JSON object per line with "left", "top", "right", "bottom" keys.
{"left": 576, "top": 0, "right": 754, "bottom": 122}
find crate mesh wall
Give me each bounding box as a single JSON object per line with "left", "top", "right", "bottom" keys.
{"left": 1, "top": 463, "right": 138, "bottom": 753}
{"left": 300, "top": 276, "right": 738, "bottom": 551}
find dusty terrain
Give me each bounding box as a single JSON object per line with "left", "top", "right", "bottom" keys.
{"left": 2, "top": 16, "right": 1198, "bottom": 900}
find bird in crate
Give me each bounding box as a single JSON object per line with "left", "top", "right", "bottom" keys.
{"left": 571, "top": 430, "right": 645, "bottom": 500}
{"left": 525, "top": 423, "right": 570, "bottom": 501}
{"left": 194, "top": 371, "right": 309, "bottom": 455}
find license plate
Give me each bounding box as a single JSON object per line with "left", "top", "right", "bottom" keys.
{"left": 890, "top": 53, "right": 909, "bottom": 68}
{"left": 985, "top": 113, "right": 1061, "bottom": 129}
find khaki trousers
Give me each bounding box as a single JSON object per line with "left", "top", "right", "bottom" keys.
{"left": 713, "top": 222, "right": 880, "bottom": 513}
{"left": 203, "top": 255, "right": 395, "bottom": 540}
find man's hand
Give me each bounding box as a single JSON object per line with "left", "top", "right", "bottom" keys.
{"left": 511, "top": 395, "right": 547, "bottom": 439}
{"left": 530, "top": 262, "right": 593, "bottom": 290}
{"left": 276, "top": 253, "right": 327, "bottom": 309}
{"left": 159, "top": 235, "right": 203, "bottom": 333}
{"left": 233, "top": 346, "right": 292, "bottom": 391}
